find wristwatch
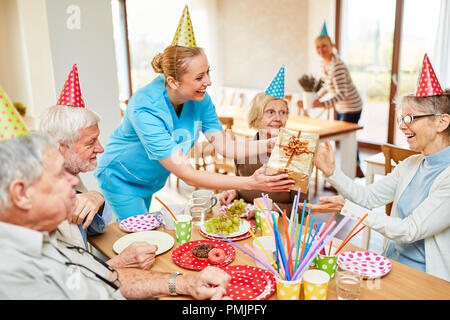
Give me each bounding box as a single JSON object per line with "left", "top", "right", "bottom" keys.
{"left": 168, "top": 272, "right": 182, "bottom": 296}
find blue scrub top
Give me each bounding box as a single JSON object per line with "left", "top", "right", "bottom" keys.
{"left": 94, "top": 75, "right": 223, "bottom": 198}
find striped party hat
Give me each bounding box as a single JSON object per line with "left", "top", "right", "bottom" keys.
{"left": 320, "top": 22, "right": 329, "bottom": 37}
{"left": 265, "top": 65, "right": 285, "bottom": 99}
{"left": 171, "top": 5, "right": 197, "bottom": 47}
{"left": 415, "top": 54, "right": 443, "bottom": 97}
{"left": 56, "top": 64, "right": 85, "bottom": 108}
{"left": 0, "top": 85, "right": 28, "bottom": 141}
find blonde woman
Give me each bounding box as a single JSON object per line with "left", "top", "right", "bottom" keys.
{"left": 220, "top": 92, "right": 307, "bottom": 216}
{"left": 313, "top": 35, "right": 364, "bottom": 177}
{"left": 95, "top": 46, "right": 294, "bottom": 220}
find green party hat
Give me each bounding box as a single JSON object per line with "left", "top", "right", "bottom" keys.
{"left": 265, "top": 65, "right": 285, "bottom": 99}
{"left": 171, "top": 5, "right": 197, "bottom": 47}
{"left": 0, "top": 85, "right": 28, "bottom": 141}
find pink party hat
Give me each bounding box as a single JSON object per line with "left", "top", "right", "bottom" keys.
{"left": 415, "top": 54, "right": 443, "bottom": 97}
{"left": 0, "top": 85, "right": 28, "bottom": 141}
{"left": 171, "top": 5, "right": 197, "bottom": 47}
{"left": 56, "top": 64, "right": 85, "bottom": 108}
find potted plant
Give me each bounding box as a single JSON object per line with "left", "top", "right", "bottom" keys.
{"left": 298, "top": 75, "right": 323, "bottom": 110}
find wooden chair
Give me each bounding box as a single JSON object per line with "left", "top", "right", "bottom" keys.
{"left": 218, "top": 116, "right": 234, "bottom": 130}
{"left": 177, "top": 141, "right": 216, "bottom": 191}
{"left": 381, "top": 143, "right": 419, "bottom": 215}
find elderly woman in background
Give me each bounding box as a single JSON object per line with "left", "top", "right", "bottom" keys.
{"left": 220, "top": 92, "right": 308, "bottom": 217}
{"left": 313, "top": 35, "right": 364, "bottom": 177}
{"left": 309, "top": 89, "right": 450, "bottom": 281}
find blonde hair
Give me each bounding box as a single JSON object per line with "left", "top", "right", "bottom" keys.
{"left": 151, "top": 45, "right": 205, "bottom": 82}
{"left": 247, "top": 92, "right": 289, "bottom": 129}
{"left": 315, "top": 35, "right": 333, "bottom": 48}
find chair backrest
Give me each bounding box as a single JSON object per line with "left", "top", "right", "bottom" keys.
{"left": 219, "top": 116, "right": 234, "bottom": 130}
{"left": 381, "top": 143, "right": 419, "bottom": 215}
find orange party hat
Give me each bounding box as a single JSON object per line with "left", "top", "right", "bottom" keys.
{"left": 171, "top": 5, "right": 197, "bottom": 47}
{"left": 415, "top": 54, "right": 443, "bottom": 97}
{"left": 56, "top": 64, "right": 85, "bottom": 108}
{"left": 0, "top": 85, "right": 28, "bottom": 141}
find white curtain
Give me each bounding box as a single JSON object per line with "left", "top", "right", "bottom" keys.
{"left": 434, "top": 0, "right": 450, "bottom": 89}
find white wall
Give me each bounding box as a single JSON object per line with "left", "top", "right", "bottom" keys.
{"left": 45, "top": 0, "right": 122, "bottom": 190}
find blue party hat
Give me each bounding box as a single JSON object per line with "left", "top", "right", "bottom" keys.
{"left": 320, "top": 22, "right": 329, "bottom": 37}
{"left": 265, "top": 65, "right": 285, "bottom": 99}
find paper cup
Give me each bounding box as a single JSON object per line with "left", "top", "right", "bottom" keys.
{"left": 252, "top": 236, "right": 276, "bottom": 270}
{"left": 302, "top": 269, "right": 330, "bottom": 300}
{"left": 155, "top": 203, "right": 184, "bottom": 230}
{"left": 276, "top": 277, "right": 302, "bottom": 300}
{"left": 254, "top": 197, "right": 273, "bottom": 230}
{"left": 174, "top": 214, "right": 192, "bottom": 243}
{"left": 261, "top": 212, "right": 279, "bottom": 236}
{"left": 314, "top": 254, "right": 338, "bottom": 280}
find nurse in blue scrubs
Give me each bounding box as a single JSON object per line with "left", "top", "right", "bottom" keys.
{"left": 95, "top": 45, "right": 294, "bottom": 220}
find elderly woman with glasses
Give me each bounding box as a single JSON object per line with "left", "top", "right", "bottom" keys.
{"left": 305, "top": 89, "right": 450, "bottom": 281}
{"left": 219, "top": 92, "right": 307, "bottom": 217}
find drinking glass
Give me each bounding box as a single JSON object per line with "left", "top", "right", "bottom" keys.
{"left": 335, "top": 263, "right": 362, "bottom": 300}
{"left": 187, "top": 198, "right": 208, "bottom": 226}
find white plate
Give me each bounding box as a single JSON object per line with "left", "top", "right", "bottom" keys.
{"left": 113, "top": 231, "right": 175, "bottom": 255}
{"left": 200, "top": 219, "right": 250, "bottom": 238}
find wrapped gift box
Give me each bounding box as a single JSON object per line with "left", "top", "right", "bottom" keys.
{"left": 266, "top": 128, "right": 319, "bottom": 193}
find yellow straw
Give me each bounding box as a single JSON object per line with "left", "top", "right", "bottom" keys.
{"left": 247, "top": 227, "right": 279, "bottom": 271}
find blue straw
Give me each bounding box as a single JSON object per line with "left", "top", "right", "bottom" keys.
{"left": 302, "top": 217, "right": 315, "bottom": 260}
{"left": 303, "top": 221, "right": 322, "bottom": 260}
{"left": 294, "top": 200, "right": 307, "bottom": 270}
{"left": 271, "top": 211, "right": 290, "bottom": 280}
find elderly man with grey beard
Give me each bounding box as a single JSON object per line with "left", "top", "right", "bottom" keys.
{"left": 0, "top": 132, "right": 231, "bottom": 299}
{"left": 40, "top": 105, "right": 157, "bottom": 270}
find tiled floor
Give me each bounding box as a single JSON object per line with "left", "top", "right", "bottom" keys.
{"left": 147, "top": 146, "right": 386, "bottom": 254}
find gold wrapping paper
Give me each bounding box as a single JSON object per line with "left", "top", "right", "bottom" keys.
{"left": 266, "top": 128, "right": 319, "bottom": 192}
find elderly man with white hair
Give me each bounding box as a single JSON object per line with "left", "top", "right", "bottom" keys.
{"left": 40, "top": 105, "right": 157, "bottom": 270}
{"left": 0, "top": 132, "right": 231, "bottom": 299}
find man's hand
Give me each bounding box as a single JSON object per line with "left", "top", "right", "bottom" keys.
{"left": 72, "top": 191, "right": 105, "bottom": 229}
{"left": 179, "top": 266, "right": 231, "bottom": 300}
{"left": 107, "top": 242, "right": 158, "bottom": 270}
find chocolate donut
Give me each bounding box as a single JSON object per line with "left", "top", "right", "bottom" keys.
{"left": 192, "top": 243, "right": 215, "bottom": 259}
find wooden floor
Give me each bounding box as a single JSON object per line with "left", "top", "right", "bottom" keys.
{"left": 145, "top": 146, "right": 385, "bottom": 254}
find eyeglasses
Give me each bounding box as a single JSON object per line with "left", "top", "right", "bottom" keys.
{"left": 396, "top": 113, "right": 443, "bottom": 125}
{"left": 52, "top": 244, "right": 121, "bottom": 291}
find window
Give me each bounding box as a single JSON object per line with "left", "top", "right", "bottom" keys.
{"left": 339, "top": 0, "right": 442, "bottom": 147}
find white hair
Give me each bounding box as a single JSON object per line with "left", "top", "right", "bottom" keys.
{"left": 0, "top": 131, "right": 58, "bottom": 215}
{"left": 39, "top": 105, "right": 101, "bottom": 146}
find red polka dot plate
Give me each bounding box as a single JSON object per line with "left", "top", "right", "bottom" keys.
{"left": 119, "top": 214, "right": 161, "bottom": 232}
{"left": 221, "top": 265, "right": 276, "bottom": 300}
{"left": 171, "top": 240, "right": 235, "bottom": 270}
{"left": 337, "top": 251, "right": 392, "bottom": 279}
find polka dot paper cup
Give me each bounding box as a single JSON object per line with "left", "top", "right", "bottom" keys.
{"left": 314, "top": 254, "right": 338, "bottom": 280}
{"left": 261, "top": 212, "right": 279, "bottom": 236}
{"left": 276, "top": 277, "right": 302, "bottom": 300}
{"left": 302, "top": 269, "right": 330, "bottom": 300}
{"left": 174, "top": 215, "right": 192, "bottom": 244}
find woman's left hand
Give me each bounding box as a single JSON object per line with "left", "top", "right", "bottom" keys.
{"left": 299, "top": 195, "right": 345, "bottom": 214}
